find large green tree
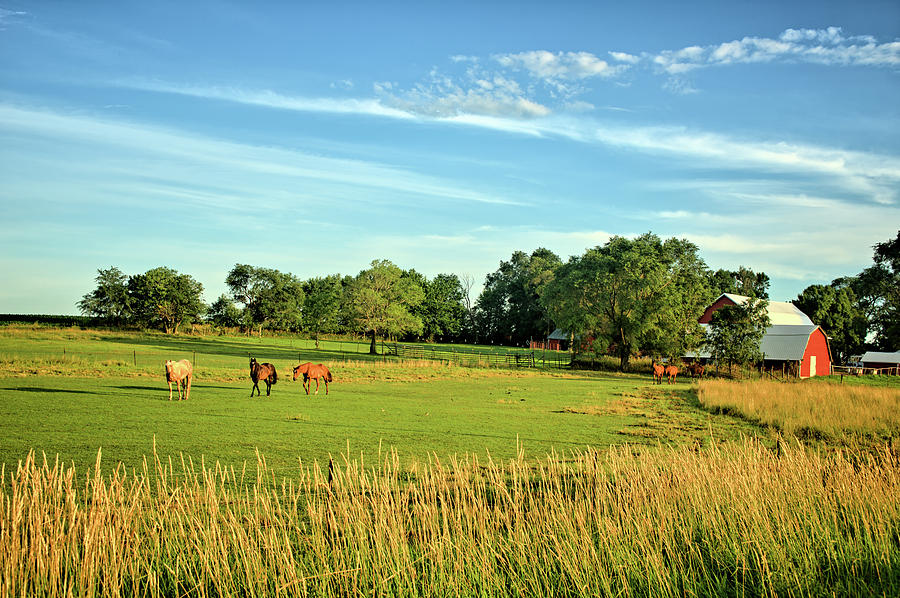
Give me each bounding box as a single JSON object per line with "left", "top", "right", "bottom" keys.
{"left": 704, "top": 298, "right": 770, "bottom": 373}
{"left": 302, "top": 274, "right": 343, "bottom": 348}
{"left": 346, "top": 259, "right": 424, "bottom": 354}
{"left": 794, "top": 284, "right": 866, "bottom": 363}
{"left": 541, "top": 234, "right": 711, "bottom": 370}
{"left": 206, "top": 294, "right": 242, "bottom": 328}
{"left": 475, "top": 248, "right": 561, "bottom": 346}
{"left": 419, "top": 273, "right": 468, "bottom": 342}
{"left": 126, "top": 267, "right": 205, "bottom": 333}
{"left": 77, "top": 267, "right": 129, "bottom": 325}
{"left": 225, "top": 264, "right": 304, "bottom": 335}
{"left": 708, "top": 266, "right": 770, "bottom": 298}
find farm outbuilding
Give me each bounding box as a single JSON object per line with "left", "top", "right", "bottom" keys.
{"left": 531, "top": 328, "right": 570, "bottom": 351}
{"left": 692, "top": 293, "right": 832, "bottom": 378}
{"left": 859, "top": 351, "right": 900, "bottom": 375}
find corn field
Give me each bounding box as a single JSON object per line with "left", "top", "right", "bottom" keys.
{"left": 2, "top": 438, "right": 898, "bottom": 597}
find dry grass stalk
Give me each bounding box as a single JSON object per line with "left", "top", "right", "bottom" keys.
{"left": 2, "top": 438, "right": 899, "bottom": 597}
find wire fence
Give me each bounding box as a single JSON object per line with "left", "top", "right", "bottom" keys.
{"left": 389, "top": 343, "right": 570, "bottom": 370}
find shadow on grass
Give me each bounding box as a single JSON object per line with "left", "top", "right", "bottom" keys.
{"left": 4, "top": 386, "right": 93, "bottom": 394}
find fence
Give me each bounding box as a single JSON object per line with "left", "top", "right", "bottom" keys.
{"left": 389, "top": 343, "right": 570, "bottom": 370}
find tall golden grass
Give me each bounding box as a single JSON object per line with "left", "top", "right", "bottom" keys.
{"left": 2, "top": 439, "right": 898, "bottom": 597}
{"left": 698, "top": 379, "right": 900, "bottom": 439}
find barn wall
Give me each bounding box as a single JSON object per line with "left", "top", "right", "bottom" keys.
{"left": 699, "top": 296, "right": 737, "bottom": 323}
{"left": 800, "top": 328, "right": 832, "bottom": 378}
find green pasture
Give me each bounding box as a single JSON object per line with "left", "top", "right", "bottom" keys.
{"left": 0, "top": 325, "right": 759, "bottom": 474}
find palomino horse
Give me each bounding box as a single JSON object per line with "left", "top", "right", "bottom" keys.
{"left": 165, "top": 359, "right": 192, "bottom": 400}
{"left": 687, "top": 362, "right": 705, "bottom": 380}
{"left": 249, "top": 357, "right": 277, "bottom": 397}
{"left": 292, "top": 362, "right": 333, "bottom": 395}
{"left": 652, "top": 361, "right": 665, "bottom": 385}
{"left": 666, "top": 364, "right": 679, "bottom": 384}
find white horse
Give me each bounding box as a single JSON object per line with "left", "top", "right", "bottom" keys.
{"left": 165, "top": 359, "right": 193, "bottom": 400}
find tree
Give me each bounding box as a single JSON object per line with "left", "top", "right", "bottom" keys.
{"left": 704, "top": 298, "right": 770, "bottom": 374}
{"left": 206, "top": 294, "right": 243, "bottom": 328}
{"left": 475, "top": 248, "right": 561, "bottom": 346}
{"left": 419, "top": 273, "right": 467, "bottom": 342}
{"left": 794, "top": 284, "right": 866, "bottom": 363}
{"left": 225, "top": 264, "right": 304, "bottom": 335}
{"left": 302, "top": 275, "right": 343, "bottom": 348}
{"left": 77, "top": 267, "right": 129, "bottom": 325}
{"left": 541, "top": 234, "right": 711, "bottom": 370}
{"left": 459, "top": 273, "right": 478, "bottom": 343}
{"left": 126, "top": 267, "right": 205, "bottom": 333}
{"left": 346, "top": 259, "right": 424, "bottom": 354}
{"left": 708, "top": 266, "right": 770, "bottom": 299}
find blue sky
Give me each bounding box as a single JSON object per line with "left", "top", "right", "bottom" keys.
{"left": 1, "top": 1, "right": 898, "bottom": 314}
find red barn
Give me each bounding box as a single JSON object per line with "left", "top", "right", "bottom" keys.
{"left": 695, "top": 293, "right": 832, "bottom": 378}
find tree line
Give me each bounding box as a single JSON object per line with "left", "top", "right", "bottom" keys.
{"left": 78, "top": 230, "right": 899, "bottom": 365}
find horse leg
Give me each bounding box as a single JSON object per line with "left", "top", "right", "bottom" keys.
{"left": 168, "top": 381, "right": 174, "bottom": 400}
{"left": 324, "top": 378, "right": 328, "bottom": 395}
{"left": 251, "top": 381, "right": 259, "bottom": 397}
{"left": 266, "top": 380, "right": 271, "bottom": 396}
{"left": 314, "top": 377, "right": 320, "bottom": 395}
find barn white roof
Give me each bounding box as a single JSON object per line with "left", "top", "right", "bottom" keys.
{"left": 690, "top": 323, "right": 822, "bottom": 361}
{"left": 720, "top": 293, "right": 814, "bottom": 326}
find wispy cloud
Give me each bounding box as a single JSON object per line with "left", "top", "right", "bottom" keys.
{"left": 114, "top": 77, "right": 900, "bottom": 206}
{"left": 0, "top": 103, "right": 524, "bottom": 208}
{"left": 494, "top": 50, "right": 630, "bottom": 80}
{"left": 648, "top": 27, "right": 900, "bottom": 74}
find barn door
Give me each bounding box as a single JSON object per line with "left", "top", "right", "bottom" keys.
{"left": 809, "top": 355, "right": 817, "bottom": 377}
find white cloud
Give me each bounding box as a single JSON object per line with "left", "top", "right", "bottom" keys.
{"left": 646, "top": 27, "right": 900, "bottom": 75}
{"left": 494, "top": 50, "right": 629, "bottom": 80}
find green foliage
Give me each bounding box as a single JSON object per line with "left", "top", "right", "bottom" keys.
{"left": 346, "top": 259, "right": 425, "bottom": 353}
{"left": 77, "top": 267, "right": 129, "bottom": 325}
{"left": 476, "top": 248, "right": 561, "bottom": 346}
{"left": 126, "top": 267, "right": 204, "bottom": 333}
{"left": 705, "top": 297, "right": 770, "bottom": 368}
{"left": 707, "top": 266, "right": 770, "bottom": 298}
{"left": 226, "top": 264, "right": 304, "bottom": 334}
{"left": 416, "top": 273, "right": 467, "bottom": 342}
{"left": 302, "top": 274, "right": 343, "bottom": 345}
{"left": 206, "top": 294, "right": 242, "bottom": 328}
{"left": 794, "top": 284, "right": 866, "bottom": 363}
{"left": 542, "top": 234, "right": 711, "bottom": 370}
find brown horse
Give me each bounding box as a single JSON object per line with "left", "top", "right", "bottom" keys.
{"left": 292, "top": 362, "right": 333, "bottom": 395}
{"left": 652, "top": 361, "right": 665, "bottom": 385}
{"left": 250, "top": 357, "right": 277, "bottom": 397}
{"left": 687, "top": 362, "right": 705, "bottom": 380}
{"left": 666, "top": 364, "right": 679, "bottom": 384}
{"left": 165, "top": 359, "right": 192, "bottom": 400}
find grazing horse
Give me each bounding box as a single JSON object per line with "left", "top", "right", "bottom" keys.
{"left": 665, "top": 364, "right": 679, "bottom": 385}
{"left": 292, "top": 362, "right": 333, "bottom": 395}
{"left": 165, "top": 359, "right": 192, "bottom": 401}
{"left": 687, "top": 362, "right": 705, "bottom": 380}
{"left": 249, "top": 357, "right": 277, "bottom": 397}
{"left": 652, "top": 361, "right": 665, "bottom": 385}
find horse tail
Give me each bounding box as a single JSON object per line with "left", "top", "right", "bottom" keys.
{"left": 269, "top": 368, "right": 278, "bottom": 385}
{"left": 326, "top": 368, "right": 333, "bottom": 382}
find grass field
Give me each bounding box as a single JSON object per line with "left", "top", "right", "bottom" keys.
{"left": 2, "top": 325, "right": 899, "bottom": 596}
{"left": 0, "top": 324, "right": 766, "bottom": 474}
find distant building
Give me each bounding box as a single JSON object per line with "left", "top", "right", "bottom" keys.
{"left": 859, "top": 351, "right": 900, "bottom": 372}
{"left": 531, "top": 328, "right": 570, "bottom": 351}
{"left": 692, "top": 293, "right": 832, "bottom": 378}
